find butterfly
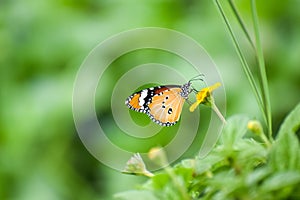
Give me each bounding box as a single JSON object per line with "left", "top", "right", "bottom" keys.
{"left": 125, "top": 75, "right": 203, "bottom": 126}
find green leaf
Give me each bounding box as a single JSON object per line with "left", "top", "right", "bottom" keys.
{"left": 246, "top": 167, "right": 271, "bottom": 187}
{"left": 261, "top": 171, "right": 300, "bottom": 192}
{"left": 235, "top": 139, "right": 268, "bottom": 170}
{"left": 194, "top": 154, "right": 224, "bottom": 174}
{"left": 150, "top": 173, "right": 170, "bottom": 190}
{"left": 277, "top": 102, "right": 300, "bottom": 139}
{"left": 114, "top": 190, "right": 159, "bottom": 200}
{"left": 174, "top": 166, "right": 193, "bottom": 187}
{"left": 269, "top": 132, "right": 300, "bottom": 171}
{"left": 207, "top": 171, "right": 245, "bottom": 198}
{"left": 269, "top": 103, "right": 300, "bottom": 171}
{"left": 221, "top": 115, "right": 250, "bottom": 147}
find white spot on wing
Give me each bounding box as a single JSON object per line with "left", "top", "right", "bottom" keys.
{"left": 139, "top": 90, "right": 148, "bottom": 106}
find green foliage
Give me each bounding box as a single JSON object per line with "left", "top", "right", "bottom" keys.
{"left": 277, "top": 102, "right": 300, "bottom": 139}
{"left": 269, "top": 103, "right": 300, "bottom": 172}
{"left": 115, "top": 190, "right": 158, "bottom": 200}
{"left": 115, "top": 107, "right": 300, "bottom": 199}
{"left": 1, "top": 0, "right": 299, "bottom": 199}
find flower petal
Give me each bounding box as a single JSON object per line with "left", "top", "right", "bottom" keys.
{"left": 196, "top": 90, "right": 208, "bottom": 102}
{"left": 208, "top": 82, "right": 221, "bottom": 92}
{"left": 190, "top": 82, "right": 222, "bottom": 112}
{"left": 189, "top": 101, "right": 201, "bottom": 112}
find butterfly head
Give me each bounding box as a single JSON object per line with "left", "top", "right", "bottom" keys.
{"left": 179, "top": 81, "right": 192, "bottom": 99}
{"left": 180, "top": 74, "right": 205, "bottom": 99}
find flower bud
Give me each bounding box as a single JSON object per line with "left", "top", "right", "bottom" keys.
{"left": 148, "top": 147, "right": 168, "bottom": 167}
{"left": 247, "top": 120, "right": 263, "bottom": 135}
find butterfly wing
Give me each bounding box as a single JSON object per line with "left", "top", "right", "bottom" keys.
{"left": 147, "top": 87, "right": 185, "bottom": 126}
{"left": 125, "top": 86, "right": 186, "bottom": 126}
{"left": 125, "top": 87, "right": 155, "bottom": 113}
{"left": 125, "top": 92, "right": 144, "bottom": 112}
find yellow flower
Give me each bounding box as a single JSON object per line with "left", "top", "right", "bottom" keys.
{"left": 189, "top": 82, "right": 221, "bottom": 112}
{"left": 189, "top": 82, "right": 226, "bottom": 124}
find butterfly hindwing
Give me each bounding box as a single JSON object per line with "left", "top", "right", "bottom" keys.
{"left": 147, "top": 88, "right": 185, "bottom": 126}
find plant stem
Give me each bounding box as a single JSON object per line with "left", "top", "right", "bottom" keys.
{"left": 165, "top": 166, "right": 190, "bottom": 200}
{"left": 211, "top": 100, "right": 227, "bottom": 125}
{"left": 149, "top": 147, "right": 190, "bottom": 199}
{"left": 260, "top": 131, "right": 272, "bottom": 148}
{"left": 228, "top": 0, "right": 255, "bottom": 49}
{"left": 214, "top": 0, "right": 266, "bottom": 125}
{"left": 250, "top": 0, "right": 273, "bottom": 140}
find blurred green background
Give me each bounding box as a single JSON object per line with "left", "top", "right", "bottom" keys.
{"left": 1, "top": 0, "right": 299, "bottom": 199}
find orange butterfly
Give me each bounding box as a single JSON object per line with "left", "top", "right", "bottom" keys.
{"left": 125, "top": 75, "right": 203, "bottom": 126}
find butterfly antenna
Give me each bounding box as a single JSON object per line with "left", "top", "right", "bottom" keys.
{"left": 189, "top": 74, "right": 205, "bottom": 82}
{"left": 187, "top": 75, "right": 209, "bottom": 94}
{"left": 188, "top": 74, "right": 207, "bottom": 89}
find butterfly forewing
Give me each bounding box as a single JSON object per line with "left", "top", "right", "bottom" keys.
{"left": 126, "top": 93, "right": 142, "bottom": 111}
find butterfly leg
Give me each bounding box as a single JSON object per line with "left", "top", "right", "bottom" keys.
{"left": 186, "top": 99, "right": 193, "bottom": 105}
{"left": 191, "top": 87, "right": 198, "bottom": 94}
